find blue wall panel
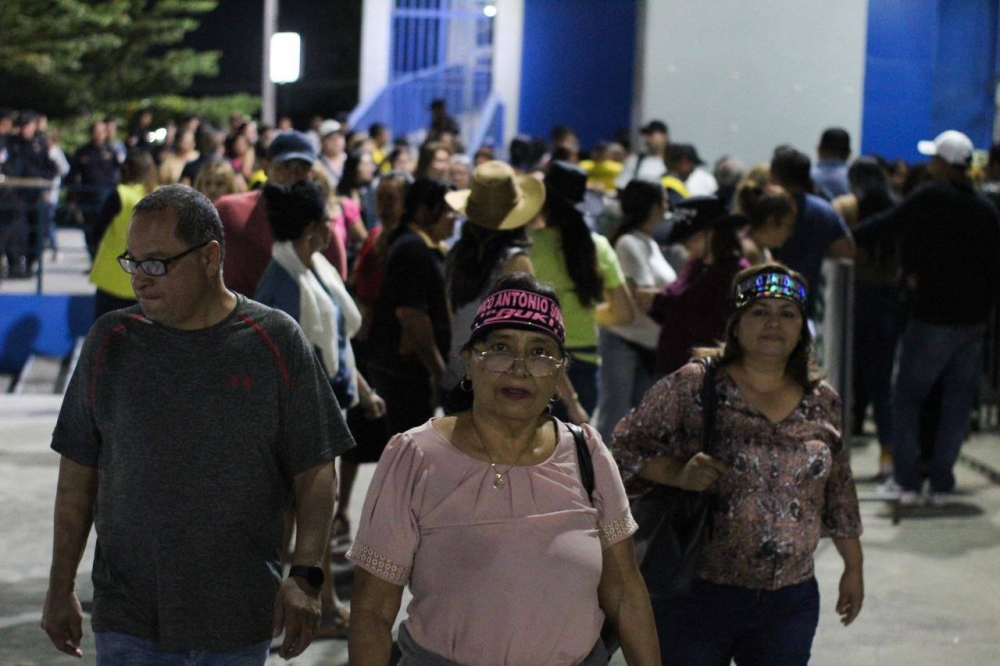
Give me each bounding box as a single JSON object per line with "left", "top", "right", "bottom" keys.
{"left": 861, "top": 0, "right": 938, "bottom": 161}
{"left": 0, "top": 295, "right": 94, "bottom": 374}
{"left": 933, "top": 0, "right": 997, "bottom": 149}
{"left": 519, "top": 0, "right": 637, "bottom": 151}
{"left": 862, "top": 0, "right": 997, "bottom": 161}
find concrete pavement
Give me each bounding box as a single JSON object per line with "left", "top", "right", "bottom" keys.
{"left": 3, "top": 392, "right": 1000, "bottom": 664}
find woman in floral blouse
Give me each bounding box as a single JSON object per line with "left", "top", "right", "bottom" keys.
{"left": 611, "top": 262, "right": 863, "bottom": 666}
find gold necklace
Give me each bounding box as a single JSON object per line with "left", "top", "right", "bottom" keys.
{"left": 471, "top": 418, "right": 535, "bottom": 490}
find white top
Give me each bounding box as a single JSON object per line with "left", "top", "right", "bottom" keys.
{"left": 685, "top": 166, "right": 719, "bottom": 196}
{"left": 610, "top": 231, "right": 677, "bottom": 348}
{"left": 615, "top": 153, "right": 667, "bottom": 190}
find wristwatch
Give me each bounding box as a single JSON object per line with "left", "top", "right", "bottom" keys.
{"left": 289, "top": 565, "right": 325, "bottom": 591}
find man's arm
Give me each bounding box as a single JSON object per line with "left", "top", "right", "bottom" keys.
{"left": 42, "top": 457, "right": 98, "bottom": 659}
{"left": 272, "top": 461, "right": 336, "bottom": 659}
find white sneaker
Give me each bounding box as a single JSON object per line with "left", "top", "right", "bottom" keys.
{"left": 875, "top": 478, "right": 902, "bottom": 500}
{"left": 898, "top": 490, "right": 922, "bottom": 506}
{"left": 929, "top": 492, "right": 952, "bottom": 507}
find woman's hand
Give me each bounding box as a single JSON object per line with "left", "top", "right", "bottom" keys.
{"left": 564, "top": 398, "right": 590, "bottom": 426}
{"left": 836, "top": 568, "right": 864, "bottom": 626}
{"left": 362, "top": 391, "right": 387, "bottom": 420}
{"left": 633, "top": 288, "right": 658, "bottom": 314}
{"left": 674, "top": 453, "right": 727, "bottom": 491}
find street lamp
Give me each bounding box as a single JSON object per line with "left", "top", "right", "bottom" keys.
{"left": 270, "top": 32, "right": 301, "bottom": 84}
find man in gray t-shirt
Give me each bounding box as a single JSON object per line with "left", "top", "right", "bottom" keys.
{"left": 41, "top": 185, "right": 354, "bottom": 663}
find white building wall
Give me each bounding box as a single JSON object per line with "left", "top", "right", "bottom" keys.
{"left": 638, "top": 0, "right": 869, "bottom": 166}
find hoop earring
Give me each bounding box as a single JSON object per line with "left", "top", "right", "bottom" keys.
{"left": 459, "top": 377, "right": 472, "bottom": 392}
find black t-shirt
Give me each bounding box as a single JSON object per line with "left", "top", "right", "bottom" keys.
{"left": 51, "top": 296, "right": 354, "bottom": 651}
{"left": 369, "top": 227, "right": 451, "bottom": 376}
{"left": 855, "top": 180, "right": 1000, "bottom": 325}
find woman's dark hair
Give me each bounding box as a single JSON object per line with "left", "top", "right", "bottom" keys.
{"left": 707, "top": 218, "right": 745, "bottom": 265}
{"left": 336, "top": 151, "right": 372, "bottom": 197}
{"left": 385, "top": 177, "right": 452, "bottom": 245}
{"left": 448, "top": 272, "right": 564, "bottom": 413}
{"left": 610, "top": 179, "right": 663, "bottom": 246}
{"left": 415, "top": 141, "right": 448, "bottom": 179}
{"left": 849, "top": 156, "right": 897, "bottom": 268}
{"left": 262, "top": 180, "right": 327, "bottom": 241}
{"left": 446, "top": 224, "right": 532, "bottom": 310}
{"left": 848, "top": 157, "right": 894, "bottom": 216}
{"left": 121, "top": 150, "right": 157, "bottom": 194}
{"left": 695, "top": 262, "right": 823, "bottom": 391}
{"left": 543, "top": 169, "right": 604, "bottom": 308}
{"left": 737, "top": 183, "right": 796, "bottom": 231}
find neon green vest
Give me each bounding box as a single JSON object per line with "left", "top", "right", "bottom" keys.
{"left": 89, "top": 183, "right": 147, "bottom": 299}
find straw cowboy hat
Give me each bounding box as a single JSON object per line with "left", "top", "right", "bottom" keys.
{"left": 445, "top": 160, "right": 545, "bottom": 230}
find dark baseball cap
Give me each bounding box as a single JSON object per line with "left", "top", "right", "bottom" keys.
{"left": 667, "top": 195, "right": 747, "bottom": 244}
{"left": 641, "top": 120, "right": 669, "bottom": 135}
{"left": 269, "top": 130, "right": 317, "bottom": 164}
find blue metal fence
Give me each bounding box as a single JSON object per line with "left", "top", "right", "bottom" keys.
{"left": 350, "top": 0, "right": 501, "bottom": 154}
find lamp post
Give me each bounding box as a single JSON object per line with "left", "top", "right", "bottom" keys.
{"left": 261, "top": 0, "right": 278, "bottom": 126}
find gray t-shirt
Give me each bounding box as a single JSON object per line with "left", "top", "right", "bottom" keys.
{"left": 51, "top": 295, "right": 354, "bottom": 652}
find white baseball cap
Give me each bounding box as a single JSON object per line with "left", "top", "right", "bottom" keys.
{"left": 917, "top": 130, "right": 973, "bottom": 166}
{"left": 319, "top": 119, "right": 342, "bottom": 137}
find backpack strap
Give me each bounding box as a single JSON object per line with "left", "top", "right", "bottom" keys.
{"left": 566, "top": 422, "right": 595, "bottom": 503}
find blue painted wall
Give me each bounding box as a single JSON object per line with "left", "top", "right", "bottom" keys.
{"left": 0, "top": 295, "right": 94, "bottom": 374}
{"left": 862, "top": 0, "right": 998, "bottom": 161}
{"left": 519, "top": 0, "right": 637, "bottom": 151}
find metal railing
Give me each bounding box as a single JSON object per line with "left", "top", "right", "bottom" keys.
{"left": 349, "top": 0, "right": 500, "bottom": 154}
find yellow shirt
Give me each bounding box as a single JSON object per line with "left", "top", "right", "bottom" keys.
{"left": 580, "top": 159, "right": 623, "bottom": 192}
{"left": 89, "top": 183, "right": 147, "bottom": 299}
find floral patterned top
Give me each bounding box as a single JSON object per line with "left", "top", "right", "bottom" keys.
{"left": 610, "top": 361, "right": 862, "bottom": 590}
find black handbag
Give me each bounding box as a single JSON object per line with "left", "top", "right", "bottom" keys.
{"left": 629, "top": 356, "right": 719, "bottom": 599}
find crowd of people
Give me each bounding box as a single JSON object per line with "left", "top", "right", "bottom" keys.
{"left": 32, "top": 95, "right": 1000, "bottom": 664}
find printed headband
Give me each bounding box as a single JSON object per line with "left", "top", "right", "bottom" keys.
{"left": 734, "top": 272, "right": 808, "bottom": 310}
{"left": 471, "top": 288, "right": 566, "bottom": 345}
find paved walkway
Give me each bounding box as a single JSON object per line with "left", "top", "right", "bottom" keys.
{"left": 2, "top": 392, "right": 999, "bottom": 664}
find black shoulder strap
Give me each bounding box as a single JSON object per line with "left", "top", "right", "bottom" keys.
{"left": 567, "top": 422, "right": 595, "bottom": 502}
{"left": 632, "top": 153, "right": 647, "bottom": 181}
{"left": 701, "top": 357, "right": 718, "bottom": 455}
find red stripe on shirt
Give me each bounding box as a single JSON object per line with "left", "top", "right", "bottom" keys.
{"left": 239, "top": 312, "right": 291, "bottom": 389}
{"left": 88, "top": 315, "right": 145, "bottom": 407}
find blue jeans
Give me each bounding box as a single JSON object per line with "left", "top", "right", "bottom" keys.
{"left": 653, "top": 577, "right": 820, "bottom": 666}
{"left": 853, "top": 283, "right": 903, "bottom": 446}
{"left": 891, "top": 320, "right": 986, "bottom": 492}
{"left": 595, "top": 329, "right": 655, "bottom": 441}
{"left": 95, "top": 631, "right": 270, "bottom": 665}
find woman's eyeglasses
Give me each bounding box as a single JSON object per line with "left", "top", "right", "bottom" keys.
{"left": 473, "top": 349, "right": 565, "bottom": 377}
{"left": 117, "top": 240, "right": 211, "bottom": 276}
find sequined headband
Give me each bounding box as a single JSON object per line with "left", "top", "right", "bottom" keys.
{"left": 734, "top": 273, "right": 808, "bottom": 310}
{"left": 471, "top": 289, "right": 566, "bottom": 344}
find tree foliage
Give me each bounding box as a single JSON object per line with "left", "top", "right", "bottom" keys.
{"left": 0, "top": 0, "right": 221, "bottom": 115}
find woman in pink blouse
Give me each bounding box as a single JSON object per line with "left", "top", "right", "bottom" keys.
{"left": 611, "top": 263, "right": 864, "bottom": 665}
{"left": 347, "top": 273, "right": 660, "bottom": 665}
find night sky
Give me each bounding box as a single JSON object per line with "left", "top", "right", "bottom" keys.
{"left": 184, "top": 0, "right": 363, "bottom": 124}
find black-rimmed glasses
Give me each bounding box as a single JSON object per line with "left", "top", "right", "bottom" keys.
{"left": 472, "top": 349, "right": 565, "bottom": 377}
{"left": 117, "top": 241, "right": 211, "bottom": 276}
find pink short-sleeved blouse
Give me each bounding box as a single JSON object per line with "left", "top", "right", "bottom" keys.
{"left": 347, "top": 419, "right": 637, "bottom": 665}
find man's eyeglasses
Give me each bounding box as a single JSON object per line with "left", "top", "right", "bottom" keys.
{"left": 472, "top": 349, "right": 565, "bottom": 377}
{"left": 117, "top": 241, "right": 211, "bottom": 277}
